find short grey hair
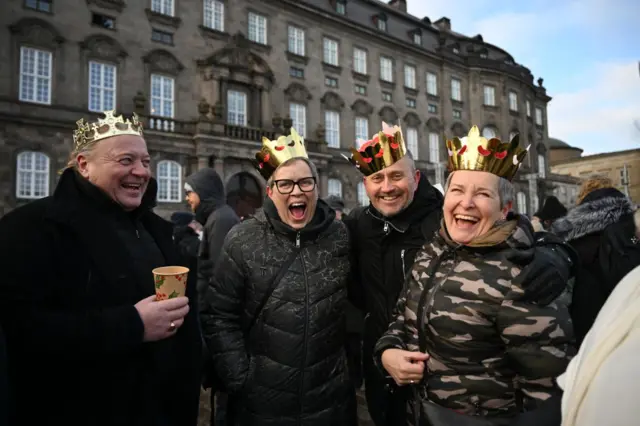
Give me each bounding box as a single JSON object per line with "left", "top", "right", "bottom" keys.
{"left": 63, "top": 140, "right": 101, "bottom": 173}
{"left": 267, "top": 157, "right": 319, "bottom": 187}
{"left": 444, "top": 171, "right": 514, "bottom": 209}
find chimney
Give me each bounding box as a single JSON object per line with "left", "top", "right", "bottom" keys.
{"left": 434, "top": 17, "right": 451, "bottom": 31}
{"left": 387, "top": 0, "right": 407, "bottom": 13}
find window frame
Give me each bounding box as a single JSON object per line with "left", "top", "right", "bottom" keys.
{"left": 324, "top": 110, "right": 340, "bottom": 148}
{"left": 19, "top": 46, "right": 53, "bottom": 105}
{"left": 15, "top": 151, "right": 50, "bottom": 200}
{"left": 203, "top": 0, "right": 225, "bottom": 32}
{"left": 150, "top": 73, "right": 175, "bottom": 118}
{"left": 156, "top": 159, "right": 182, "bottom": 203}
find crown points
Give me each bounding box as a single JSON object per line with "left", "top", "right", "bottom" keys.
{"left": 346, "top": 122, "right": 408, "bottom": 176}
{"left": 73, "top": 110, "right": 143, "bottom": 152}
{"left": 254, "top": 128, "right": 308, "bottom": 180}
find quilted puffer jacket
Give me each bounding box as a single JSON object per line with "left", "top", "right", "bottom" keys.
{"left": 200, "top": 198, "right": 356, "bottom": 426}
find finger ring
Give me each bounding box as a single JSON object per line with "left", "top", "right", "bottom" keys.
{"left": 169, "top": 321, "right": 176, "bottom": 331}
{"left": 410, "top": 380, "right": 415, "bottom": 384}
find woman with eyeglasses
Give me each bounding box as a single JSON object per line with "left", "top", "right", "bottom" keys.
{"left": 199, "top": 130, "right": 357, "bottom": 426}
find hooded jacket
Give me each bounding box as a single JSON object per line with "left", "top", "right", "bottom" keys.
{"left": 200, "top": 199, "right": 356, "bottom": 425}
{"left": 551, "top": 188, "right": 637, "bottom": 345}
{"left": 185, "top": 168, "right": 240, "bottom": 295}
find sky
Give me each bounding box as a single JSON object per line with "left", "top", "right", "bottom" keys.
{"left": 407, "top": 0, "right": 640, "bottom": 155}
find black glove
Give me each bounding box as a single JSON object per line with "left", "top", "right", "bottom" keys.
{"left": 507, "top": 241, "right": 576, "bottom": 306}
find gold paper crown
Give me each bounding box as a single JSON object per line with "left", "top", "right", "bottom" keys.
{"left": 343, "top": 122, "right": 407, "bottom": 176}
{"left": 446, "top": 126, "right": 529, "bottom": 181}
{"left": 253, "top": 127, "right": 308, "bottom": 180}
{"left": 73, "top": 110, "right": 143, "bottom": 151}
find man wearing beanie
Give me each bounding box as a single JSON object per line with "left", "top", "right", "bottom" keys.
{"left": 533, "top": 196, "right": 568, "bottom": 231}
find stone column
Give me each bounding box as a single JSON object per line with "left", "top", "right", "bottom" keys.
{"left": 197, "top": 155, "right": 209, "bottom": 170}
{"left": 319, "top": 169, "right": 329, "bottom": 198}
{"left": 214, "top": 157, "right": 224, "bottom": 177}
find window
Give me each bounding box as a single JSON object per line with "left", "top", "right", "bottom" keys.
{"left": 380, "top": 57, "right": 393, "bottom": 82}
{"left": 88, "top": 61, "right": 116, "bottom": 112}
{"left": 355, "top": 84, "right": 367, "bottom": 95}
{"left": 353, "top": 48, "right": 367, "bottom": 74}
{"left": 538, "top": 154, "right": 546, "bottom": 178}
{"left": 248, "top": 12, "right": 267, "bottom": 45}
{"left": 288, "top": 26, "right": 305, "bottom": 56}
{"left": 413, "top": 32, "right": 421, "bottom": 45}
{"left": 151, "top": 29, "right": 173, "bottom": 45}
{"left": 426, "top": 72, "right": 437, "bottom": 96}
{"left": 509, "top": 92, "right": 518, "bottom": 111}
{"left": 157, "top": 160, "right": 181, "bottom": 203}
{"left": 289, "top": 103, "right": 306, "bottom": 137}
{"left": 203, "top": 0, "right": 224, "bottom": 31}
{"left": 482, "top": 127, "right": 497, "bottom": 139}
{"left": 451, "top": 78, "right": 461, "bottom": 101}
{"left": 483, "top": 85, "right": 495, "bottom": 106}
{"left": 357, "top": 182, "right": 368, "bottom": 206}
{"left": 150, "top": 74, "right": 174, "bottom": 118}
{"left": 428, "top": 132, "right": 439, "bottom": 163}
{"left": 325, "top": 111, "right": 340, "bottom": 148}
{"left": 328, "top": 179, "right": 342, "bottom": 197}
{"left": 453, "top": 110, "right": 462, "bottom": 119}
{"left": 428, "top": 104, "right": 437, "bottom": 114}
{"left": 335, "top": 0, "right": 346, "bottom": 15}
{"left": 404, "top": 65, "right": 416, "bottom": 89}
{"left": 355, "top": 117, "right": 368, "bottom": 145}
{"left": 376, "top": 16, "right": 387, "bottom": 31}
{"left": 535, "top": 107, "right": 543, "bottom": 125}
{"left": 16, "top": 151, "right": 50, "bottom": 199}
{"left": 25, "top": 0, "right": 52, "bottom": 12}
{"left": 151, "top": 0, "right": 174, "bottom": 16}
{"left": 526, "top": 100, "right": 531, "bottom": 117}
{"left": 382, "top": 91, "right": 392, "bottom": 102}
{"left": 325, "top": 77, "right": 338, "bottom": 88}
{"left": 323, "top": 38, "right": 339, "bottom": 66}
{"left": 92, "top": 13, "right": 115, "bottom": 29}
{"left": 289, "top": 67, "right": 304, "bottom": 79}
{"left": 406, "top": 127, "right": 418, "bottom": 159}
{"left": 516, "top": 192, "right": 527, "bottom": 214}
{"left": 227, "top": 90, "right": 247, "bottom": 126}
{"left": 406, "top": 98, "right": 416, "bottom": 108}
{"left": 19, "top": 47, "right": 52, "bottom": 105}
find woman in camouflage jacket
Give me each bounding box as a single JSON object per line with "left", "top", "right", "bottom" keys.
{"left": 374, "top": 164, "right": 575, "bottom": 425}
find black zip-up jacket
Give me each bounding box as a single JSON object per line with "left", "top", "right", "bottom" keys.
{"left": 200, "top": 199, "right": 356, "bottom": 426}
{"left": 344, "top": 174, "right": 443, "bottom": 358}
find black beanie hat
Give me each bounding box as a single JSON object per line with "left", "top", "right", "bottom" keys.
{"left": 535, "top": 196, "right": 568, "bottom": 222}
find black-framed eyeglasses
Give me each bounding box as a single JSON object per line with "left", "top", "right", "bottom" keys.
{"left": 272, "top": 177, "right": 316, "bottom": 194}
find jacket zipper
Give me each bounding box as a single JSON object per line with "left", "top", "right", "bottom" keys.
{"left": 298, "top": 231, "right": 308, "bottom": 421}
{"left": 400, "top": 249, "right": 406, "bottom": 278}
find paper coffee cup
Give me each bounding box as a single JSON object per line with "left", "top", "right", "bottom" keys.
{"left": 152, "top": 266, "right": 189, "bottom": 300}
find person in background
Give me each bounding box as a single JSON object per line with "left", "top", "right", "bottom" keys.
{"left": 184, "top": 168, "right": 240, "bottom": 426}
{"left": 200, "top": 129, "right": 356, "bottom": 425}
{"left": 0, "top": 110, "right": 201, "bottom": 425}
{"left": 532, "top": 195, "right": 567, "bottom": 232}
{"left": 551, "top": 178, "right": 639, "bottom": 346}
{"left": 325, "top": 195, "right": 346, "bottom": 220}
{"left": 171, "top": 211, "right": 201, "bottom": 262}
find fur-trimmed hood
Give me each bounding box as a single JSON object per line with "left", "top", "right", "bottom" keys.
{"left": 551, "top": 196, "right": 634, "bottom": 242}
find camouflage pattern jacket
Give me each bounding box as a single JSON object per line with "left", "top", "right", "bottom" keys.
{"left": 374, "top": 215, "right": 575, "bottom": 418}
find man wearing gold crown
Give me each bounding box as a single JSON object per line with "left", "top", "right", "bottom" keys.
{"left": 343, "top": 124, "right": 576, "bottom": 426}
{"left": 200, "top": 128, "right": 357, "bottom": 425}
{"left": 0, "top": 111, "right": 202, "bottom": 425}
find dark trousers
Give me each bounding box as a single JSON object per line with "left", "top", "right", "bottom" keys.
{"left": 210, "top": 392, "right": 230, "bottom": 426}
{"left": 363, "top": 344, "right": 408, "bottom": 426}
{"left": 345, "top": 333, "right": 363, "bottom": 389}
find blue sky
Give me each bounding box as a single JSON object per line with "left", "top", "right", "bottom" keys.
{"left": 408, "top": 0, "right": 640, "bottom": 155}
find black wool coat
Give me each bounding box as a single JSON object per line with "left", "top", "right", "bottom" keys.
{"left": 0, "top": 169, "right": 202, "bottom": 426}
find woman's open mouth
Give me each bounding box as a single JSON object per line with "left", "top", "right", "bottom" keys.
{"left": 289, "top": 202, "right": 307, "bottom": 220}
{"left": 454, "top": 214, "right": 480, "bottom": 229}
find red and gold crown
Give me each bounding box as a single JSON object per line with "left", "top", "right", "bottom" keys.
{"left": 446, "top": 126, "right": 529, "bottom": 181}
{"left": 343, "top": 122, "right": 407, "bottom": 176}
{"left": 73, "top": 110, "right": 143, "bottom": 151}
{"left": 254, "top": 127, "right": 308, "bottom": 180}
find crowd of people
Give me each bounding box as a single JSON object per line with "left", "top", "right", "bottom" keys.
{"left": 0, "top": 110, "right": 639, "bottom": 426}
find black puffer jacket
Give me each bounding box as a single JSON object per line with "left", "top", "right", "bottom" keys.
{"left": 200, "top": 199, "right": 355, "bottom": 426}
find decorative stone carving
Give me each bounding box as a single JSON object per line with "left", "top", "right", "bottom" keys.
{"left": 426, "top": 117, "right": 441, "bottom": 131}
{"left": 79, "top": 34, "right": 127, "bottom": 61}
{"left": 378, "top": 106, "right": 398, "bottom": 124}
{"left": 283, "top": 115, "right": 293, "bottom": 133}
{"left": 320, "top": 92, "right": 345, "bottom": 110}
{"left": 133, "top": 91, "right": 147, "bottom": 114}
{"left": 284, "top": 83, "right": 312, "bottom": 103}
{"left": 272, "top": 113, "right": 282, "bottom": 130}
{"left": 198, "top": 99, "right": 210, "bottom": 118}
{"left": 451, "top": 122, "right": 467, "bottom": 137}
{"left": 9, "top": 18, "right": 65, "bottom": 49}
{"left": 404, "top": 112, "right": 421, "bottom": 127}
{"left": 143, "top": 49, "right": 184, "bottom": 75}
{"left": 351, "top": 99, "right": 373, "bottom": 116}
{"left": 315, "top": 124, "right": 326, "bottom": 141}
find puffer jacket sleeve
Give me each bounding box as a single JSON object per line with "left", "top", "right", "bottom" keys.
{"left": 497, "top": 285, "right": 575, "bottom": 408}
{"left": 199, "top": 228, "right": 248, "bottom": 394}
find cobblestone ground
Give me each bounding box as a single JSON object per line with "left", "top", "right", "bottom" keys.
{"left": 198, "top": 389, "right": 374, "bottom": 426}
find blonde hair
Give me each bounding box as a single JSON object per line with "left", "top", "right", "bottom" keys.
{"left": 576, "top": 175, "right": 614, "bottom": 205}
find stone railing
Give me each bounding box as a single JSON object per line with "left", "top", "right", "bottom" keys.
{"left": 143, "top": 115, "right": 197, "bottom": 134}
{"left": 224, "top": 124, "right": 277, "bottom": 142}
